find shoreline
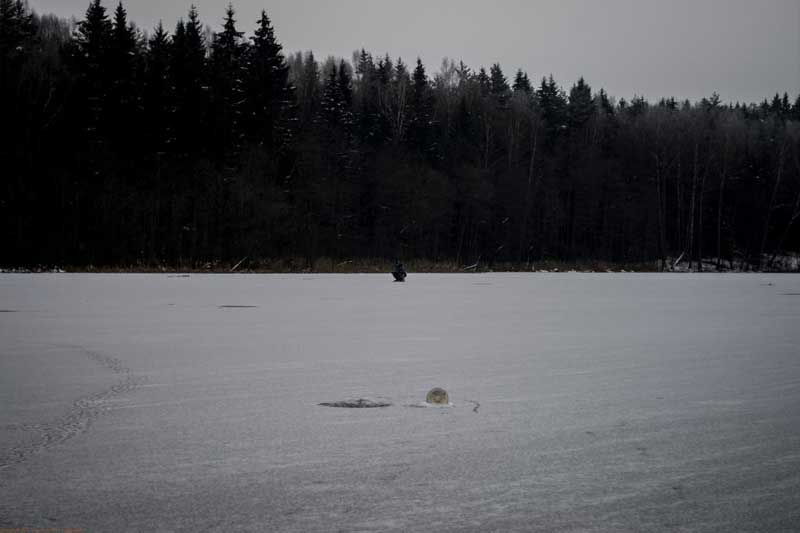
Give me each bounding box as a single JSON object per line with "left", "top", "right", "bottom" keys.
{"left": 2, "top": 261, "right": 798, "bottom": 275}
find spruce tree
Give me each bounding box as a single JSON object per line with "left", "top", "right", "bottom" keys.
{"left": 512, "top": 69, "right": 532, "bottom": 94}
{"left": 376, "top": 54, "right": 393, "bottom": 86}
{"left": 627, "top": 95, "right": 647, "bottom": 116}
{"left": 295, "top": 51, "right": 319, "bottom": 130}
{"left": 476, "top": 67, "right": 490, "bottom": 96}
{"left": 537, "top": 75, "right": 567, "bottom": 148}
{"left": 354, "top": 49, "right": 380, "bottom": 146}
{"left": 489, "top": 63, "right": 509, "bottom": 104}
{"left": 770, "top": 93, "right": 783, "bottom": 117}
{"left": 567, "top": 77, "right": 594, "bottom": 128}
{"left": 243, "top": 10, "right": 293, "bottom": 151}
{"left": 74, "top": 0, "right": 113, "bottom": 142}
{"left": 320, "top": 64, "right": 342, "bottom": 126}
{"left": 209, "top": 3, "right": 247, "bottom": 161}
{"left": 337, "top": 60, "right": 353, "bottom": 118}
{"left": 0, "top": 0, "right": 37, "bottom": 137}
{"left": 408, "top": 58, "right": 433, "bottom": 156}
{"left": 144, "top": 22, "right": 171, "bottom": 152}
{"left": 355, "top": 49, "right": 374, "bottom": 83}
{"left": 373, "top": 54, "right": 393, "bottom": 142}
{"left": 781, "top": 92, "right": 791, "bottom": 117}
{"left": 455, "top": 61, "right": 471, "bottom": 86}
{"left": 792, "top": 94, "right": 800, "bottom": 121}
{"left": 389, "top": 57, "right": 410, "bottom": 144}
{"left": 0, "top": 0, "right": 36, "bottom": 76}
{"left": 170, "top": 5, "right": 207, "bottom": 155}
{"left": 598, "top": 88, "right": 614, "bottom": 115}
{"left": 107, "top": 2, "right": 139, "bottom": 152}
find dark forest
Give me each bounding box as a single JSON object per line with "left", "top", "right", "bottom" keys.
{"left": 2, "top": 0, "right": 800, "bottom": 271}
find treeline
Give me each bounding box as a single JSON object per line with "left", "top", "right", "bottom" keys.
{"left": 2, "top": 0, "right": 800, "bottom": 270}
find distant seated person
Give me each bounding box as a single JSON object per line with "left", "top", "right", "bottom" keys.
{"left": 392, "top": 261, "right": 407, "bottom": 281}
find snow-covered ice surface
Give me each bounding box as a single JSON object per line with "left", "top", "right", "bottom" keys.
{"left": 1, "top": 273, "right": 800, "bottom": 531}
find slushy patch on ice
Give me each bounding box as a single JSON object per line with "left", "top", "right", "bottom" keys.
{"left": 407, "top": 401, "right": 454, "bottom": 408}
{"left": 319, "top": 398, "right": 392, "bottom": 408}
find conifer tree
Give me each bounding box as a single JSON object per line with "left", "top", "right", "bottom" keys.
{"left": 597, "top": 88, "right": 614, "bottom": 115}
{"left": 320, "top": 64, "right": 342, "bottom": 126}
{"left": 74, "top": 0, "right": 113, "bottom": 142}
{"left": 0, "top": 0, "right": 37, "bottom": 139}
{"left": 170, "top": 5, "right": 207, "bottom": 155}
{"left": 107, "top": 2, "right": 140, "bottom": 152}
{"left": 337, "top": 60, "right": 353, "bottom": 117}
{"left": 408, "top": 58, "right": 433, "bottom": 155}
{"left": 355, "top": 49, "right": 374, "bottom": 83}
{"left": 476, "top": 67, "right": 490, "bottom": 96}
{"left": 294, "top": 51, "right": 319, "bottom": 130}
{"left": 455, "top": 61, "right": 471, "bottom": 86}
{"left": 394, "top": 58, "right": 409, "bottom": 85}
{"left": 781, "top": 92, "right": 791, "bottom": 118}
{"left": 354, "top": 49, "right": 381, "bottom": 146}
{"left": 792, "top": 94, "right": 800, "bottom": 121}
{"left": 627, "top": 95, "right": 648, "bottom": 116}
{"left": 0, "top": 0, "right": 36, "bottom": 78}
{"left": 0, "top": 0, "right": 37, "bottom": 241}
{"left": 512, "top": 69, "right": 532, "bottom": 94}
{"left": 537, "top": 75, "right": 567, "bottom": 149}
{"left": 209, "top": 3, "right": 247, "bottom": 160}
{"left": 388, "top": 57, "right": 409, "bottom": 144}
{"left": 567, "top": 77, "right": 594, "bottom": 128}
{"left": 373, "top": 54, "right": 394, "bottom": 143}
{"left": 376, "top": 54, "right": 393, "bottom": 86}
{"left": 144, "top": 22, "right": 171, "bottom": 152}
{"left": 489, "top": 63, "right": 509, "bottom": 104}
{"left": 243, "top": 10, "right": 294, "bottom": 151}
{"left": 770, "top": 93, "right": 783, "bottom": 118}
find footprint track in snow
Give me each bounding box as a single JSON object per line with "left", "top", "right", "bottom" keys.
{"left": 0, "top": 344, "right": 147, "bottom": 470}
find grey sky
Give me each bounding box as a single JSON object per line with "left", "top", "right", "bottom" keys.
{"left": 29, "top": 0, "right": 800, "bottom": 104}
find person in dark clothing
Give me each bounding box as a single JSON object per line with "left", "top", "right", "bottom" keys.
{"left": 392, "top": 261, "right": 407, "bottom": 281}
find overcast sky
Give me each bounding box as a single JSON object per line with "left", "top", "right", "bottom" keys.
{"left": 29, "top": 0, "right": 800, "bottom": 104}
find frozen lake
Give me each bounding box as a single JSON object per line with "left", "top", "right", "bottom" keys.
{"left": 1, "top": 273, "right": 799, "bottom": 531}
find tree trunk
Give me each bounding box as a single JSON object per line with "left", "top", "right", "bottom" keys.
{"left": 759, "top": 140, "right": 786, "bottom": 269}
{"left": 716, "top": 134, "right": 729, "bottom": 270}
{"left": 519, "top": 127, "right": 538, "bottom": 263}
{"left": 653, "top": 152, "right": 666, "bottom": 271}
{"left": 767, "top": 145, "right": 798, "bottom": 269}
{"left": 674, "top": 153, "right": 682, "bottom": 268}
{"left": 697, "top": 155, "right": 708, "bottom": 272}
{"left": 687, "top": 142, "right": 698, "bottom": 270}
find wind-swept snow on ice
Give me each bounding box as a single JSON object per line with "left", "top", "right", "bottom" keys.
{"left": 1, "top": 273, "right": 799, "bottom": 531}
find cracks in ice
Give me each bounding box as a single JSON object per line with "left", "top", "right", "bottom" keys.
{"left": 0, "top": 344, "right": 147, "bottom": 470}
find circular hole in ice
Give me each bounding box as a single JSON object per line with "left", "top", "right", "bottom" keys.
{"left": 426, "top": 387, "right": 449, "bottom": 405}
